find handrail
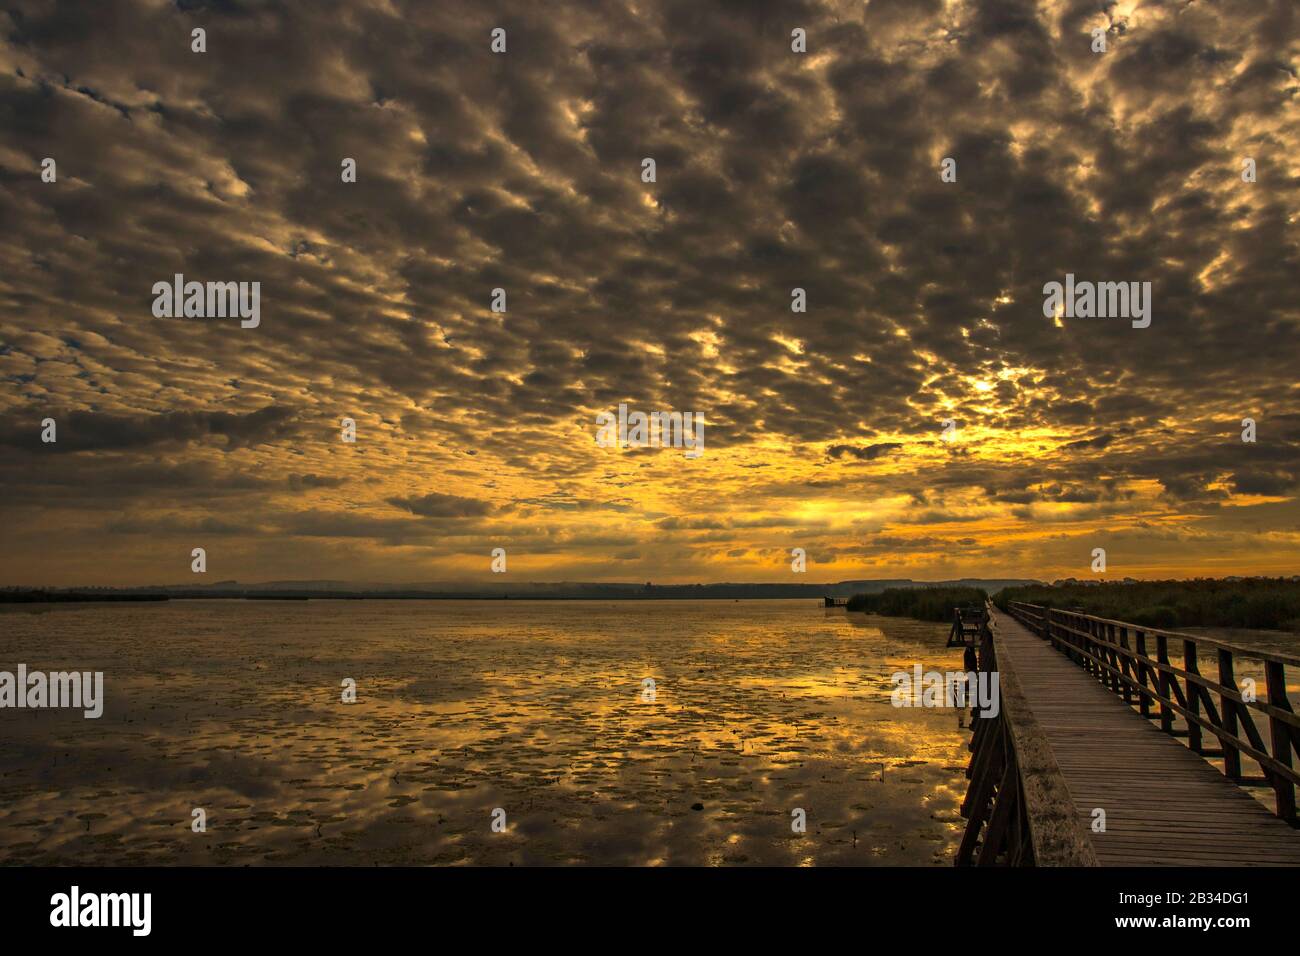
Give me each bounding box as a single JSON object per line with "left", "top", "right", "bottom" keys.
{"left": 1005, "top": 600, "right": 1300, "bottom": 825}
{"left": 957, "top": 603, "right": 1099, "bottom": 865}
{"left": 1007, "top": 603, "right": 1300, "bottom": 668}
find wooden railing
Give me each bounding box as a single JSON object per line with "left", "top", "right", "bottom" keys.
{"left": 958, "top": 605, "right": 1098, "bottom": 866}
{"left": 1006, "top": 601, "right": 1300, "bottom": 825}
{"left": 947, "top": 604, "right": 986, "bottom": 653}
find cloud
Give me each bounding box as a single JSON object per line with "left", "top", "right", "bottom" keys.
{"left": 387, "top": 492, "right": 500, "bottom": 519}
{"left": 287, "top": 472, "right": 346, "bottom": 491}
{"left": 0, "top": 0, "right": 1297, "bottom": 584}
{"left": 1061, "top": 434, "right": 1115, "bottom": 452}
{"left": 827, "top": 443, "right": 904, "bottom": 461}
{"left": 0, "top": 406, "right": 298, "bottom": 453}
{"left": 1230, "top": 471, "right": 1295, "bottom": 497}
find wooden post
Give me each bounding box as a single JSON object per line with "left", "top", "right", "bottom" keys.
{"left": 1088, "top": 618, "right": 1100, "bottom": 680}
{"left": 1102, "top": 621, "right": 1111, "bottom": 682}
{"left": 1217, "top": 649, "right": 1242, "bottom": 781}
{"left": 1076, "top": 615, "right": 1087, "bottom": 671}
{"left": 1097, "top": 620, "right": 1109, "bottom": 688}
{"left": 1157, "top": 635, "right": 1173, "bottom": 735}
{"left": 976, "top": 760, "right": 1018, "bottom": 865}
{"left": 1112, "top": 624, "right": 1123, "bottom": 691}
{"left": 958, "top": 719, "right": 1007, "bottom": 864}
{"left": 1265, "top": 661, "right": 1297, "bottom": 822}
{"left": 1184, "top": 640, "right": 1203, "bottom": 754}
{"left": 1096, "top": 619, "right": 1107, "bottom": 684}
{"left": 1136, "top": 630, "right": 1151, "bottom": 717}
{"left": 1118, "top": 626, "right": 1133, "bottom": 703}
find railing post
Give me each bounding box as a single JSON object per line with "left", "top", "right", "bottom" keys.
{"left": 1106, "top": 622, "right": 1120, "bottom": 694}
{"left": 1135, "top": 630, "right": 1151, "bottom": 717}
{"left": 1092, "top": 618, "right": 1103, "bottom": 681}
{"left": 1217, "top": 649, "right": 1242, "bottom": 781}
{"left": 1157, "top": 635, "right": 1173, "bottom": 735}
{"left": 1184, "top": 640, "right": 1203, "bottom": 754}
{"left": 1265, "top": 661, "right": 1297, "bottom": 822}
{"left": 1093, "top": 619, "right": 1104, "bottom": 684}
{"left": 1118, "top": 626, "right": 1133, "bottom": 703}
{"left": 1086, "top": 617, "right": 1099, "bottom": 680}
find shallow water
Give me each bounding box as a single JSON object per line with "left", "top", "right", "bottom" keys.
{"left": 0, "top": 599, "right": 972, "bottom": 866}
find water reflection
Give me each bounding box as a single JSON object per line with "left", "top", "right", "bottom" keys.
{"left": 0, "top": 600, "right": 971, "bottom": 865}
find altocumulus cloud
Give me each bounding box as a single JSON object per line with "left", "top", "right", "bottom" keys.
{"left": 0, "top": 0, "right": 1296, "bottom": 584}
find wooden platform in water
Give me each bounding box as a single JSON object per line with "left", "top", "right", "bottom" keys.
{"left": 989, "top": 607, "right": 1300, "bottom": 866}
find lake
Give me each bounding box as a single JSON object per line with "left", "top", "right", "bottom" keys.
{"left": 0, "top": 599, "right": 972, "bottom": 865}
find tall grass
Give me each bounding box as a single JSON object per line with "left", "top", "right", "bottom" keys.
{"left": 994, "top": 578, "right": 1300, "bottom": 632}
{"left": 846, "top": 586, "right": 987, "bottom": 622}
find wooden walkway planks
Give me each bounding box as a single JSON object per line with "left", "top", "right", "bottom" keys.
{"left": 989, "top": 607, "right": 1300, "bottom": 866}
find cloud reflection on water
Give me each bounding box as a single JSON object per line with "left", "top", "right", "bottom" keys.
{"left": 0, "top": 600, "right": 971, "bottom": 865}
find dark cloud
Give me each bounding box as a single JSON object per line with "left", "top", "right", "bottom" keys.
{"left": 287, "top": 472, "right": 346, "bottom": 491}
{"left": 1, "top": 0, "right": 1296, "bottom": 583}
{"left": 0, "top": 406, "right": 298, "bottom": 452}
{"left": 387, "top": 492, "right": 499, "bottom": 519}
{"left": 1230, "top": 471, "right": 1296, "bottom": 496}
{"left": 1062, "top": 434, "right": 1115, "bottom": 452}
{"left": 828, "top": 443, "right": 904, "bottom": 461}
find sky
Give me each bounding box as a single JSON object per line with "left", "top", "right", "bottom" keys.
{"left": 1, "top": 0, "right": 1298, "bottom": 587}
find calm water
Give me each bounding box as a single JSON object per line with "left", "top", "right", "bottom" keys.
{"left": 0, "top": 599, "right": 972, "bottom": 866}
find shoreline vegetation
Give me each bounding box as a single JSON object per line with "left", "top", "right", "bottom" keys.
{"left": 846, "top": 586, "right": 989, "bottom": 622}
{"left": 995, "top": 578, "right": 1300, "bottom": 633}
{"left": 843, "top": 578, "right": 1300, "bottom": 634}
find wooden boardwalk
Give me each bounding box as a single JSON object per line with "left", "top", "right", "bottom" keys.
{"left": 989, "top": 606, "right": 1300, "bottom": 866}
